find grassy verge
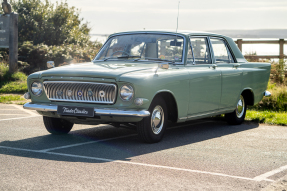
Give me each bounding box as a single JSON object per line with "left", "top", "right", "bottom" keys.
{"left": 0, "top": 62, "right": 28, "bottom": 94}
{"left": 0, "top": 94, "right": 27, "bottom": 104}
{"left": 246, "top": 110, "right": 287, "bottom": 126}
{"left": 213, "top": 110, "right": 287, "bottom": 126}
{"left": 250, "top": 82, "right": 287, "bottom": 112}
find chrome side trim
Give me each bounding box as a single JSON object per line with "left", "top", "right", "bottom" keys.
{"left": 179, "top": 107, "right": 235, "bottom": 120}
{"left": 23, "top": 103, "right": 150, "bottom": 117}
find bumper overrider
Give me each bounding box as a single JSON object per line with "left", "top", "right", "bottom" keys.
{"left": 23, "top": 102, "right": 150, "bottom": 118}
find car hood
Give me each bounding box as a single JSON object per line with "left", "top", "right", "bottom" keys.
{"left": 40, "top": 61, "right": 159, "bottom": 81}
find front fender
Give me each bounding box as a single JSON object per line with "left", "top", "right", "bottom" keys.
{"left": 120, "top": 68, "right": 190, "bottom": 120}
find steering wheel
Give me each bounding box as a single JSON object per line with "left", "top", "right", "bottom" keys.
{"left": 110, "top": 50, "right": 130, "bottom": 57}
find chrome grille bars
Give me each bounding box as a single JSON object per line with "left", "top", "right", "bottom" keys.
{"left": 43, "top": 81, "right": 117, "bottom": 104}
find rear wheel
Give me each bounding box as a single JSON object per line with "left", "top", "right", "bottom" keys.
{"left": 43, "top": 116, "right": 74, "bottom": 134}
{"left": 137, "top": 96, "right": 168, "bottom": 143}
{"left": 225, "top": 95, "right": 246, "bottom": 125}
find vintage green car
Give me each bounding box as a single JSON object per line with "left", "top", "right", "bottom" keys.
{"left": 23, "top": 31, "right": 271, "bottom": 143}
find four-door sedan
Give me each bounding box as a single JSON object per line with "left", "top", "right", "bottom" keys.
{"left": 23, "top": 31, "right": 271, "bottom": 143}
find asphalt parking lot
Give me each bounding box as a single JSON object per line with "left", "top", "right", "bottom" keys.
{"left": 0, "top": 103, "right": 287, "bottom": 190}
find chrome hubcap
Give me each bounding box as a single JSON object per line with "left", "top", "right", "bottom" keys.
{"left": 151, "top": 105, "right": 164, "bottom": 134}
{"left": 236, "top": 95, "right": 245, "bottom": 118}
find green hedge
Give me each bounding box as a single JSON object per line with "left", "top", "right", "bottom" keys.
{"left": 17, "top": 41, "right": 102, "bottom": 74}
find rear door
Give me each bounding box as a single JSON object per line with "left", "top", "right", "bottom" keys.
{"left": 187, "top": 36, "right": 222, "bottom": 116}
{"left": 209, "top": 37, "right": 243, "bottom": 109}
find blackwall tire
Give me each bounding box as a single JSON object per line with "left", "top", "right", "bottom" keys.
{"left": 43, "top": 116, "right": 74, "bottom": 134}
{"left": 225, "top": 95, "right": 246, "bottom": 125}
{"left": 137, "top": 96, "right": 168, "bottom": 143}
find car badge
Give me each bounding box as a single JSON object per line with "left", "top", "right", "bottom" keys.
{"left": 57, "top": 90, "right": 63, "bottom": 97}
{"left": 99, "top": 90, "right": 105, "bottom": 98}
{"left": 67, "top": 90, "right": 73, "bottom": 97}
{"left": 88, "top": 89, "right": 93, "bottom": 97}
{"left": 77, "top": 90, "right": 83, "bottom": 97}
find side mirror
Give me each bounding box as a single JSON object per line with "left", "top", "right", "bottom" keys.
{"left": 47, "top": 61, "right": 55, "bottom": 69}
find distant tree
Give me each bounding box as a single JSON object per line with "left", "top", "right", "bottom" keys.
{"left": 0, "top": 0, "right": 102, "bottom": 74}
{"left": 7, "top": 0, "right": 91, "bottom": 46}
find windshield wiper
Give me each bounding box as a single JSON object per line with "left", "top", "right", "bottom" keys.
{"left": 117, "top": 55, "right": 141, "bottom": 59}
{"left": 102, "top": 57, "right": 118, "bottom": 61}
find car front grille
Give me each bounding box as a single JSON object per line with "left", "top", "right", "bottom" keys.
{"left": 43, "top": 81, "right": 117, "bottom": 104}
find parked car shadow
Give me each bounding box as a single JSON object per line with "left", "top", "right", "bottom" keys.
{"left": 0, "top": 119, "right": 259, "bottom": 163}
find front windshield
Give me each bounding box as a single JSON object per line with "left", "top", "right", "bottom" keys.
{"left": 95, "top": 34, "right": 184, "bottom": 63}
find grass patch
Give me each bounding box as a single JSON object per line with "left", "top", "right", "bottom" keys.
{"left": 0, "top": 94, "right": 25, "bottom": 104}
{"left": 245, "top": 110, "right": 287, "bottom": 126}
{"left": 0, "top": 62, "right": 28, "bottom": 93}
{"left": 16, "top": 101, "right": 29, "bottom": 105}
{"left": 212, "top": 110, "right": 287, "bottom": 126}
{"left": 0, "top": 81, "right": 28, "bottom": 93}
{"left": 250, "top": 82, "right": 287, "bottom": 112}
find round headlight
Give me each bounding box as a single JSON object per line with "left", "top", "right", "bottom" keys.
{"left": 31, "top": 81, "right": 43, "bottom": 96}
{"left": 120, "top": 85, "right": 134, "bottom": 101}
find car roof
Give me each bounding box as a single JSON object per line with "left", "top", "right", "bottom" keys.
{"left": 110, "top": 30, "right": 229, "bottom": 38}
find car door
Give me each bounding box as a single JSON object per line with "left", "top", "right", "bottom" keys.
{"left": 187, "top": 36, "right": 222, "bottom": 117}
{"left": 209, "top": 37, "right": 243, "bottom": 109}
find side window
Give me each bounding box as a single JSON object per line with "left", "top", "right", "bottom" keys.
{"left": 157, "top": 38, "right": 184, "bottom": 62}
{"left": 210, "top": 38, "right": 234, "bottom": 63}
{"left": 189, "top": 37, "right": 211, "bottom": 64}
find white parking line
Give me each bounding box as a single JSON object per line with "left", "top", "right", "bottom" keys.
{"left": 0, "top": 114, "right": 29, "bottom": 116}
{"left": 12, "top": 104, "right": 40, "bottom": 116}
{"left": 0, "top": 109, "right": 18, "bottom": 110}
{"left": 253, "top": 164, "right": 287, "bottom": 181}
{"left": 0, "top": 145, "right": 273, "bottom": 182}
{"left": 39, "top": 134, "right": 137, "bottom": 152}
{"left": 0, "top": 104, "right": 40, "bottom": 121}
{"left": 0, "top": 115, "right": 41, "bottom": 121}
{"left": 41, "top": 121, "right": 211, "bottom": 152}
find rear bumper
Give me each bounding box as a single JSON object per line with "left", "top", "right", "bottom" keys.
{"left": 264, "top": 91, "right": 271, "bottom": 97}
{"left": 23, "top": 102, "right": 150, "bottom": 118}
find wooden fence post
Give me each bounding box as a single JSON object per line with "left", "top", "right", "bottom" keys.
{"left": 9, "top": 13, "right": 18, "bottom": 73}
{"left": 237, "top": 39, "right": 242, "bottom": 52}
{"left": 279, "top": 39, "right": 284, "bottom": 60}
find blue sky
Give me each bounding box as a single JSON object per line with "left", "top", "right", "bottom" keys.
{"left": 50, "top": 0, "right": 287, "bottom": 34}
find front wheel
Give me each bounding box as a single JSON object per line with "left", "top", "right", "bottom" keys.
{"left": 137, "top": 96, "right": 168, "bottom": 143}
{"left": 225, "top": 95, "right": 246, "bottom": 125}
{"left": 43, "top": 116, "right": 74, "bottom": 134}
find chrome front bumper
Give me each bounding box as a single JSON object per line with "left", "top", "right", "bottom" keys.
{"left": 23, "top": 102, "right": 150, "bottom": 117}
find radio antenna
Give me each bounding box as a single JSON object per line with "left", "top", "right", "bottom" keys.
{"left": 176, "top": 1, "right": 180, "bottom": 33}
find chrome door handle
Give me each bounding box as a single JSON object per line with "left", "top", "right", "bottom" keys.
{"left": 209, "top": 64, "right": 217, "bottom": 69}
{"left": 233, "top": 63, "right": 241, "bottom": 68}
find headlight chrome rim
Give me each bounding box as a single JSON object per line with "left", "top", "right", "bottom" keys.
{"left": 120, "top": 85, "right": 134, "bottom": 101}
{"left": 31, "top": 81, "right": 43, "bottom": 96}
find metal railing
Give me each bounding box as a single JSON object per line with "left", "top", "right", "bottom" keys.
{"left": 235, "top": 39, "right": 287, "bottom": 60}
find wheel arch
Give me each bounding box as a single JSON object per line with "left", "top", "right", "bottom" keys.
{"left": 152, "top": 90, "right": 178, "bottom": 123}
{"left": 241, "top": 88, "right": 255, "bottom": 106}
